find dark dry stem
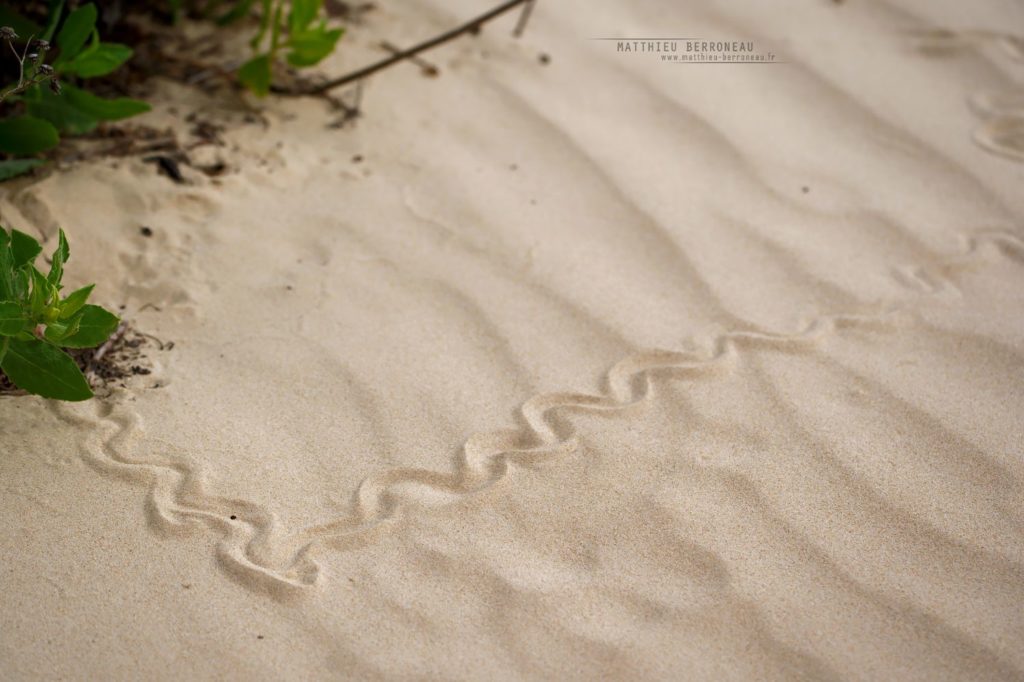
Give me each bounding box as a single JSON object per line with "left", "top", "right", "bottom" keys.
{"left": 512, "top": 0, "right": 537, "bottom": 38}
{"left": 272, "top": 0, "right": 534, "bottom": 95}
{"left": 380, "top": 41, "right": 438, "bottom": 77}
{"left": 8, "top": 37, "right": 22, "bottom": 84}
{"left": 87, "top": 322, "right": 127, "bottom": 373}
{"left": 0, "top": 32, "right": 57, "bottom": 103}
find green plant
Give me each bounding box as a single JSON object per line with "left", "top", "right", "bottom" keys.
{"left": 0, "top": 2, "right": 149, "bottom": 180}
{"left": 0, "top": 225, "right": 119, "bottom": 401}
{"left": 228, "top": 0, "right": 344, "bottom": 96}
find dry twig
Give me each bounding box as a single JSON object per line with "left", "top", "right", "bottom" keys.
{"left": 273, "top": 0, "right": 535, "bottom": 96}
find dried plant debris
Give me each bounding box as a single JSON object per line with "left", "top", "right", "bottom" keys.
{"left": 43, "top": 121, "right": 232, "bottom": 180}
{"left": 0, "top": 322, "right": 166, "bottom": 398}
{"left": 143, "top": 154, "right": 187, "bottom": 183}
{"left": 185, "top": 114, "right": 225, "bottom": 147}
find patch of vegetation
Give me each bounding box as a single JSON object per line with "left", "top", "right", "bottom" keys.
{"left": 0, "top": 1, "right": 346, "bottom": 181}
{"left": 0, "top": 225, "right": 120, "bottom": 401}
{"left": 176, "top": 0, "right": 348, "bottom": 95}
{"left": 0, "top": 2, "right": 149, "bottom": 179}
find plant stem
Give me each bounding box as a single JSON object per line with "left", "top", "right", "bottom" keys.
{"left": 512, "top": 0, "right": 537, "bottom": 38}
{"left": 274, "top": 0, "right": 534, "bottom": 96}
{"left": 6, "top": 39, "right": 22, "bottom": 86}
{"left": 17, "top": 34, "right": 33, "bottom": 86}
{"left": 0, "top": 34, "right": 51, "bottom": 104}
{"left": 42, "top": 0, "right": 66, "bottom": 41}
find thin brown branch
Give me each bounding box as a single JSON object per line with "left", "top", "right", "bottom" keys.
{"left": 87, "top": 322, "right": 127, "bottom": 378}
{"left": 512, "top": 0, "right": 537, "bottom": 38}
{"left": 273, "top": 0, "right": 533, "bottom": 96}
{"left": 380, "top": 41, "right": 438, "bottom": 77}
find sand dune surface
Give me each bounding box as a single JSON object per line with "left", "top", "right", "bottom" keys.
{"left": 1, "top": 0, "right": 1023, "bottom": 679}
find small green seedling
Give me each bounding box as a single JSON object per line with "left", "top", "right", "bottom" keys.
{"left": 0, "top": 226, "right": 119, "bottom": 401}
{"left": 235, "top": 0, "right": 345, "bottom": 96}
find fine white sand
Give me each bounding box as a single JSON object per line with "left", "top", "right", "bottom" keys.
{"left": 1, "top": 0, "right": 1023, "bottom": 679}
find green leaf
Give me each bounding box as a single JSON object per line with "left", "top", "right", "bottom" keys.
{"left": 59, "top": 283, "right": 93, "bottom": 319}
{"left": 60, "top": 303, "right": 118, "bottom": 348}
{"left": 12, "top": 265, "right": 30, "bottom": 300}
{"left": 286, "top": 26, "right": 343, "bottom": 67}
{"left": 28, "top": 267, "right": 52, "bottom": 316}
{"left": 43, "top": 306, "right": 82, "bottom": 342}
{"left": 217, "top": 0, "right": 256, "bottom": 25}
{"left": 42, "top": 0, "right": 66, "bottom": 41}
{"left": 288, "top": 0, "right": 321, "bottom": 32}
{"left": 166, "top": 0, "right": 180, "bottom": 22}
{"left": 10, "top": 229, "right": 41, "bottom": 268}
{"left": 56, "top": 308, "right": 82, "bottom": 338}
{"left": 24, "top": 86, "right": 98, "bottom": 135}
{"left": 62, "top": 85, "right": 150, "bottom": 121}
{"left": 269, "top": 2, "right": 284, "bottom": 51}
{"left": 238, "top": 54, "right": 272, "bottom": 97}
{"left": 0, "top": 6, "right": 43, "bottom": 37}
{"left": 55, "top": 2, "right": 97, "bottom": 64}
{"left": 0, "top": 300, "right": 25, "bottom": 336}
{"left": 250, "top": 0, "right": 273, "bottom": 50}
{"left": 54, "top": 228, "right": 69, "bottom": 263}
{"left": 23, "top": 85, "right": 147, "bottom": 135}
{"left": 48, "top": 228, "right": 68, "bottom": 285}
{"left": 43, "top": 318, "right": 70, "bottom": 343}
{"left": 0, "top": 337, "right": 92, "bottom": 400}
{"left": 63, "top": 42, "right": 133, "bottom": 78}
{"left": 0, "top": 116, "right": 60, "bottom": 155}
{"left": 0, "top": 159, "right": 45, "bottom": 182}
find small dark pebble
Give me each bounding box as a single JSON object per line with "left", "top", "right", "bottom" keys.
{"left": 230, "top": 515, "right": 237, "bottom": 520}
{"left": 801, "top": 186, "right": 810, "bottom": 194}
{"left": 140, "top": 226, "right": 153, "bottom": 237}
{"left": 539, "top": 53, "right": 551, "bottom": 65}
{"left": 257, "top": 635, "right": 264, "bottom": 640}
{"left": 352, "top": 154, "right": 363, "bottom": 163}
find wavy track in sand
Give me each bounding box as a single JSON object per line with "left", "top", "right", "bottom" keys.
{"left": 913, "top": 28, "right": 1024, "bottom": 162}
{"left": 47, "top": 229, "right": 1024, "bottom": 598}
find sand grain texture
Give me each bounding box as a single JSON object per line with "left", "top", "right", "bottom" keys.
{"left": 1, "top": 0, "right": 1023, "bottom": 679}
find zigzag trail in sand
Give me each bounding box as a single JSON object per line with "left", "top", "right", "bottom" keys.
{"left": 912, "top": 29, "right": 1024, "bottom": 162}
{"left": 49, "top": 229, "right": 1024, "bottom": 598}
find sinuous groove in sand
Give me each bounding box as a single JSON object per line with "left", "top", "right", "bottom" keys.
{"left": 50, "top": 230, "right": 1024, "bottom": 597}
{"left": 914, "top": 28, "right": 1024, "bottom": 162}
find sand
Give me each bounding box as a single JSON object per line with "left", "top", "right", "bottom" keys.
{"left": 1, "top": 0, "right": 1023, "bottom": 679}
